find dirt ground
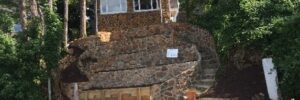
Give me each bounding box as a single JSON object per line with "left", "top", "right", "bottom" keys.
{"left": 200, "top": 65, "right": 269, "bottom": 100}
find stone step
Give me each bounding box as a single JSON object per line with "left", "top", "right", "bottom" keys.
{"left": 198, "top": 98, "right": 238, "bottom": 100}
{"left": 201, "top": 79, "right": 215, "bottom": 82}
{"left": 193, "top": 84, "right": 211, "bottom": 89}
{"left": 198, "top": 79, "right": 215, "bottom": 86}
{"left": 201, "top": 59, "right": 219, "bottom": 69}
{"left": 87, "top": 45, "right": 199, "bottom": 72}
{"left": 203, "top": 68, "right": 218, "bottom": 74}
{"left": 202, "top": 73, "right": 215, "bottom": 79}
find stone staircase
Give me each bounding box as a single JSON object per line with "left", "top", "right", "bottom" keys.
{"left": 192, "top": 48, "right": 219, "bottom": 93}
{"left": 194, "top": 68, "right": 218, "bottom": 92}
{"left": 198, "top": 98, "right": 238, "bottom": 100}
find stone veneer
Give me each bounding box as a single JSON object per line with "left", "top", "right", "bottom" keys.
{"left": 98, "top": 11, "right": 162, "bottom": 31}
{"left": 80, "top": 61, "right": 198, "bottom": 90}
{"left": 97, "top": 0, "right": 171, "bottom": 31}
{"left": 55, "top": 23, "right": 220, "bottom": 100}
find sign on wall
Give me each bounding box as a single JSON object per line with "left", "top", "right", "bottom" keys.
{"left": 166, "top": 49, "right": 178, "bottom": 58}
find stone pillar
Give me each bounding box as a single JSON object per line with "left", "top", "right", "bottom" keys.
{"left": 161, "top": 0, "right": 171, "bottom": 23}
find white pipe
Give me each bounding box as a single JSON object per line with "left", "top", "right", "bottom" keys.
{"left": 73, "top": 83, "right": 79, "bottom": 100}
{"left": 48, "top": 78, "right": 51, "bottom": 100}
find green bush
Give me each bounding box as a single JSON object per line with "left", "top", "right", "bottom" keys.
{"left": 181, "top": 0, "right": 300, "bottom": 98}
{"left": 0, "top": 13, "right": 14, "bottom": 33}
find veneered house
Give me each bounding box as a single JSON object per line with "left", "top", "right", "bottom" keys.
{"left": 56, "top": 0, "right": 220, "bottom": 100}
{"left": 97, "top": 0, "right": 180, "bottom": 31}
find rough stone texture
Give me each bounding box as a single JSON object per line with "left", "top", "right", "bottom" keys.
{"left": 81, "top": 61, "right": 198, "bottom": 90}
{"left": 56, "top": 23, "right": 220, "bottom": 100}
{"left": 98, "top": 11, "right": 162, "bottom": 31}
{"left": 153, "top": 68, "right": 196, "bottom": 100}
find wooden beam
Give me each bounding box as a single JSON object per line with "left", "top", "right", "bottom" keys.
{"left": 101, "top": 90, "right": 105, "bottom": 100}
{"left": 85, "top": 92, "right": 88, "bottom": 100}
{"left": 137, "top": 88, "right": 141, "bottom": 100}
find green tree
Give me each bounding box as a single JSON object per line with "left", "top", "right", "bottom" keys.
{"left": 0, "top": 0, "right": 64, "bottom": 99}
{"left": 182, "top": 0, "right": 300, "bottom": 98}
{"left": 43, "top": 8, "right": 63, "bottom": 72}
{"left": 0, "top": 13, "right": 14, "bottom": 33}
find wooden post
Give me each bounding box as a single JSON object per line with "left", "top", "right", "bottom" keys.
{"left": 85, "top": 92, "right": 88, "bottom": 100}
{"left": 48, "top": 78, "right": 51, "bottom": 100}
{"left": 101, "top": 90, "right": 105, "bottom": 100}
{"left": 137, "top": 88, "right": 141, "bottom": 100}
{"left": 118, "top": 93, "right": 121, "bottom": 100}
{"left": 150, "top": 87, "right": 152, "bottom": 100}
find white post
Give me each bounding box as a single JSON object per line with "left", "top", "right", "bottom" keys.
{"left": 73, "top": 83, "right": 79, "bottom": 100}
{"left": 48, "top": 78, "right": 51, "bottom": 100}
{"left": 262, "top": 58, "right": 279, "bottom": 100}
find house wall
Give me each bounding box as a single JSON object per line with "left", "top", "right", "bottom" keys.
{"left": 97, "top": 0, "right": 171, "bottom": 31}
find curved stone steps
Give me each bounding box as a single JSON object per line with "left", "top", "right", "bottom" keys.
{"left": 198, "top": 98, "right": 238, "bottom": 100}
{"left": 194, "top": 68, "right": 218, "bottom": 93}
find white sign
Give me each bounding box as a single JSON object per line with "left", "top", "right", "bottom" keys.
{"left": 73, "top": 83, "right": 79, "bottom": 100}
{"left": 262, "top": 58, "right": 279, "bottom": 100}
{"left": 166, "top": 49, "right": 178, "bottom": 58}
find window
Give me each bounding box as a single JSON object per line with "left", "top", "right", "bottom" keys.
{"left": 100, "top": 0, "right": 127, "bottom": 14}
{"left": 134, "top": 0, "right": 160, "bottom": 11}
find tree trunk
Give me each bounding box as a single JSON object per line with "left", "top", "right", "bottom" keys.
{"left": 64, "top": 0, "right": 69, "bottom": 50}
{"left": 80, "top": 0, "right": 87, "bottom": 37}
{"left": 94, "top": 0, "right": 98, "bottom": 34}
{"left": 30, "top": 0, "right": 39, "bottom": 17}
{"left": 37, "top": 2, "right": 45, "bottom": 36}
{"left": 19, "top": 0, "right": 27, "bottom": 30}
{"left": 49, "top": 0, "right": 53, "bottom": 11}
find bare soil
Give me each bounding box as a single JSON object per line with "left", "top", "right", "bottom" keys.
{"left": 201, "top": 65, "right": 269, "bottom": 100}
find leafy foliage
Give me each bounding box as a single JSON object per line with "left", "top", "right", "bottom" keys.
{"left": 266, "top": 15, "right": 300, "bottom": 98}
{"left": 43, "top": 8, "right": 63, "bottom": 71}
{"left": 0, "top": 13, "right": 14, "bottom": 33}
{"left": 182, "top": 0, "right": 300, "bottom": 98}
{"left": 0, "top": 29, "right": 45, "bottom": 99}
{"left": 0, "top": 1, "right": 64, "bottom": 100}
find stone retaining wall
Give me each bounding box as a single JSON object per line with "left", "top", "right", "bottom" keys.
{"left": 56, "top": 23, "right": 220, "bottom": 100}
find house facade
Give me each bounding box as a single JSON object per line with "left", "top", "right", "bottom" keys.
{"left": 55, "top": 1, "right": 220, "bottom": 100}
{"left": 57, "top": 23, "right": 220, "bottom": 100}
{"left": 97, "top": 0, "right": 179, "bottom": 31}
